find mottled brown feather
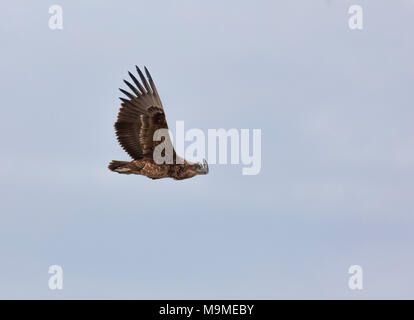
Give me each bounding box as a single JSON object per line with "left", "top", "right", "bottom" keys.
{"left": 115, "top": 66, "right": 175, "bottom": 161}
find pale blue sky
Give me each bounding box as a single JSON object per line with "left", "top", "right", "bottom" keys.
{"left": 0, "top": 0, "right": 413, "bottom": 299}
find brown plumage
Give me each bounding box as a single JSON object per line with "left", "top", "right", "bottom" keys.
{"left": 108, "top": 66, "right": 209, "bottom": 180}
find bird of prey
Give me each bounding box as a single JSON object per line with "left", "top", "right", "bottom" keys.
{"left": 108, "top": 66, "right": 209, "bottom": 180}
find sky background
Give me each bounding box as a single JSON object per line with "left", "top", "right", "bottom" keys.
{"left": 1, "top": 0, "right": 413, "bottom": 299}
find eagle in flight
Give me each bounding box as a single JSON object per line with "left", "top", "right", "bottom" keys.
{"left": 108, "top": 66, "right": 209, "bottom": 180}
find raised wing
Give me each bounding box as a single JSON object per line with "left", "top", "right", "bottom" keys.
{"left": 115, "top": 66, "right": 175, "bottom": 160}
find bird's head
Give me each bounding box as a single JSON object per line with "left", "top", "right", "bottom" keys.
{"left": 194, "top": 159, "right": 209, "bottom": 175}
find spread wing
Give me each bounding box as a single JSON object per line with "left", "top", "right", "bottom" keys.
{"left": 114, "top": 66, "right": 175, "bottom": 160}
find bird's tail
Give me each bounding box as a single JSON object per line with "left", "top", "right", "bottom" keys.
{"left": 108, "top": 160, "right": 130, "bottom": 173}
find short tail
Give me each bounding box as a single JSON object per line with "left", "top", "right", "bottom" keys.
{"left": 108, "top": 160, "right": 130, "bottom": 173}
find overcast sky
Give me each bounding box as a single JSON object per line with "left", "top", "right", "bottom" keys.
{"left": 1, "top": 0, "right": 413, "bottom": 299}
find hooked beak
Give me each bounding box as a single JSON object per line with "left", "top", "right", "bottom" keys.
{"left": 196, "top": 159, "right": 209, "bottom": 174}
{"left": 202, "top": 159, "right": 209, "bottom": 174}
